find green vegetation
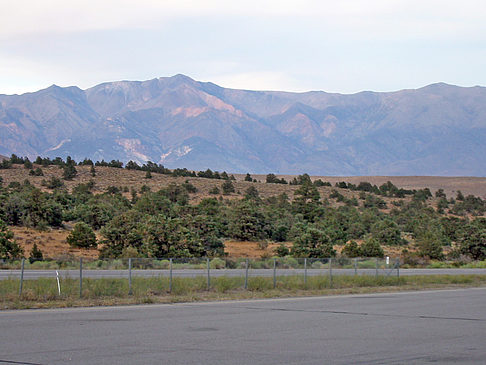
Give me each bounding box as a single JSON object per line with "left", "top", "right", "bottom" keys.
{"left": 0, "top": 155, "right": 485, "bottom": 262}
{"left": 266, "top": 173, "right": 287, "bottom": 184}
{"left": 222, "top": 180, "right": 235, "bottom": 194}
{"left": 67, "top": 222, "right": 97, "bottom": 248}
{"left": 29, "top": 243, "right": 43, "bottom": 263}
{"left": 0, "top": 219, "right": 23, "bottom": 259}
{"left": 360, "top": 237, "right": 385, "bottom": 258}
{"left": 2, "top": 274, "right": 485, "bottom": 309}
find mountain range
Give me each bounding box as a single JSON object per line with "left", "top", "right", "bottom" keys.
{"left": 1, "top": 74, "right": 485, "bottom": 176}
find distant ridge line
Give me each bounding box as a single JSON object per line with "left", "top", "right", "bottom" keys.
{"left": 0, "top": 74, "right": 485, "bottom": 176}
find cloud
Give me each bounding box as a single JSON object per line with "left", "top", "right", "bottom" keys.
{"left": 1, "top": 0, "right": 485, "bottom": 94}
{"left": 2, "top": 0, "right": 485, "bottom": 39}
{"left": 0, "top": 56, "right": 58, "bottom": 94}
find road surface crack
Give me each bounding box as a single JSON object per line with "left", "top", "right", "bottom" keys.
{"left": 241, "top": 306, "right": 486, "bottom": 321}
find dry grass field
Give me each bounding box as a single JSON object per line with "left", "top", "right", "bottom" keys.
{"left": 1, "top": 164, "right": 485, "bottom": 259}
{"left": 241, "top": 174, "right": 486, "bottom": 199}
{"left": 10, "top": 227, "right": 100, "bottom": 260}
{"left": 223, "top": 241, "right": 407, "bottom": 258}
{"left": 1, "top": 164, "right": 484, "bottom": 201}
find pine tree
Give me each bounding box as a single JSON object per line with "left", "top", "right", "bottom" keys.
{"left": 29, "top": 243, "right": 44, "bottom": 263}
{"left": 63, "top": 163, "right": 77, "bottom": 180}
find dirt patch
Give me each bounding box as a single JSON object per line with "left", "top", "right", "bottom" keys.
{"left": 224, "top": 241, "right": 291, "bottom": 258}
{"left": 11, "top": 227, "right": 99, "bottom": 260}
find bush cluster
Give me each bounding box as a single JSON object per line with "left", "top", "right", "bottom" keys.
{"left": 0, "top": 155, "right": 485, "bottom": 261}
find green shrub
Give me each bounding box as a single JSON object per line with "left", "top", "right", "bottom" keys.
{"left": 210, "top": 258, "right": 226, "bottom": 269}
{"left": 279, "top": 257, "right": 299, "bottom": 268}
{"left": 275, "top": 243, "right": 290, "bottom": 257}
{"left": 222, "top": 180, "right": 235, "bottom": 195}
{"left": 310, "top": 260, "right": 326, "bottom": 269}
{"left": 67, "top": 222, "right": 97, "bottom": 248}
{"left": 0, "top": 220, "right": 23, "bottom": 259}
{"left": 360, "top": 237, "right": 384, "bottom": 258}
{"left": 209, "top": 186, "right": 220, "bottom": 195}
{"left": 341, "top": 240, "right": 361, "bottom": 258}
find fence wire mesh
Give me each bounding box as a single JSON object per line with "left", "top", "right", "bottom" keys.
{"left": 0, "top": 256, "right": 400, "bottom": 298}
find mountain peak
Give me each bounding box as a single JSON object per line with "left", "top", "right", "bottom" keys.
{"left": 150, "top": 74, "right": 199, "bottom": 90}
{"left": 1, "top": 76, "right": 486, "bottom": 176}
{"left": 170, "top": 74, "right": 195, "bottom": 82}
{"left": 40, "top": 84, "right": 63, "bottom": 92}
{"left": 159, "top": 74, "right": 197, "bottom": 86}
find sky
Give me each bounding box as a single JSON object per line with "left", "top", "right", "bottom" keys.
{"left": 1, "top": 0, "right": 485, "bottom": 95}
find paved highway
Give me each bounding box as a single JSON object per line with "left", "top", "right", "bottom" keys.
{"left": 1, "top": 268, "right": 486, "bottom": 280}
{"left": 0, "top": 287, "right": 485, "bottom": 364}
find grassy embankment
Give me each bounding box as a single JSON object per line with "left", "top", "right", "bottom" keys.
{"left": 1, "top": 274, "right": 485, "bottom": 310}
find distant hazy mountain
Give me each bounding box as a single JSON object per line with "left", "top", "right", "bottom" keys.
{"left": 1, "top": 74, "right": 485, "bottom": 176}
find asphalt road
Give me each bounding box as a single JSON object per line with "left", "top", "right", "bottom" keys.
{"left": 1, "top": 268, "right": 486, "bottom": 280}
{"left": 1, "top": 287, "right": 485, "bottom": 364}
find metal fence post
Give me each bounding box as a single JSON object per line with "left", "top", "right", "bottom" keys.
{"left": 79, "top": 258, "right": 83, "bottom": 298}
{"left": 169, "top": 258, "right": 173, "bottom": 293}
{"left": 396, "top": 258, "right": 400, "bottom": 279}
{"left": 19, "top": 258, "right": 25, "bottom": 297}
{"left": 354, "top": 258, "right": 358, "bottom": 276}
{"left": 273, "top": 258, "right": 276, "bottom": 289}
{"left": 128, "top": 258, "right": 132, "bottom": 295}
{"left": 329, "top": 258, "right": 333, "bottom": 288}
{"left": 304, "top": 258, "right": 307, "bottom": 288}
{"left": 375, "top": 258, "right": 379, "bottom": 278}
{"left": 244, "top": 258, "right": 249, "bottom": 289}
{"left": 207, "top": 258, "right": 210, "bottom": 290}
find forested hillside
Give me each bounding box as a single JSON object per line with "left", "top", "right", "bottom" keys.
{"left": 0, "top": 155, "right": 485, "bottom": 264}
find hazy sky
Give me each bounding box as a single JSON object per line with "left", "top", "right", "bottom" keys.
{"left": 1, "top": 0, "right": 485, "bottom": 95}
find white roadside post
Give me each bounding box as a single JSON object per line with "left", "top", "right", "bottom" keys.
{"left": 55, "top": 270, "right": 61, "bottom": 296}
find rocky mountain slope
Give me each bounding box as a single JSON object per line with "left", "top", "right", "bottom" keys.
{"left": 1, "top": 75, "right": 485, "bottom": 175}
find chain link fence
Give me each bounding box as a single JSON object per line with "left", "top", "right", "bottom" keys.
{"left": 0, "top": 257, "right": 400, "bottom": 298}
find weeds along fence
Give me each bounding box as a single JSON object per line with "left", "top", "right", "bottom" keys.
{"left": 0, "top": 257, "right": 400, "bottom": 299}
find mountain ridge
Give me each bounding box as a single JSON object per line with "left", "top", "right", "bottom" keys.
{"left": 1, "top": 75, "right": 485, "bottom": 176}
